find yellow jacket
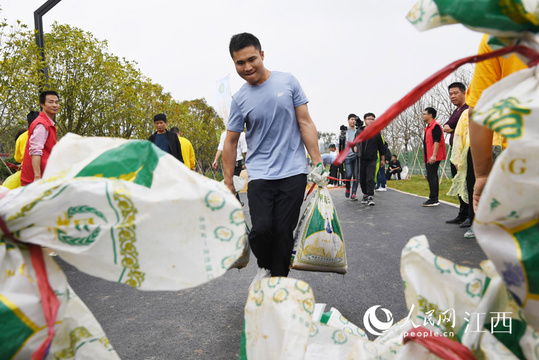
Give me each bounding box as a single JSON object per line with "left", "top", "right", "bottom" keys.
{"left": 178, "top": 136, "right": 195, "bottom": 170}
{"left": 15, "top": 130, "right": 28, "bottom": 163}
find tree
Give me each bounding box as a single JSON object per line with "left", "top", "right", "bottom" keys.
{"left": 0, "top": 15, "right": 224, "bottom": 175}
{"left": 44, "top": 23, "right": 149, "bottom": 138}
{"left": 173, "top": 99, "right": 225, "bottom": 171}
{"left": 383, "top": 66, "right": 474, "bottom": 168}
{"left": 0, "top": 16, "right": 43, "bottom": 152}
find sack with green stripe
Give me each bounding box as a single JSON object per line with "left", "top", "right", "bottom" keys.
{"left": 291, "top": 185, "right": 347, "bottom": 274}
{"left": 407, "top": 0, "right": 539, "bottom": 36}
{"left": 470, "top": 65, "right": 539, "bottom": 331}
{"left": 0, "top": 133, "right": 247, "bottom": 290}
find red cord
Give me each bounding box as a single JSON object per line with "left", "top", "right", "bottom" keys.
{"left": 403, "top": 326, "right": 476, "bottom": 360}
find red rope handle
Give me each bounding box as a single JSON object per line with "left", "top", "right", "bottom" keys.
{"left": 29, "top": 244, "right": 60, "bottom": 360}
{"left": 403, "top": 326, "right": 476, "bottom": 360}
{"left": 327, "top": 176, "right": 353, "bottom": 182}
{"left": 333, "top": 45, "right": 539, "bottom": 166}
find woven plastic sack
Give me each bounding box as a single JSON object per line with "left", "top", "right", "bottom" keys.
{"left": 242, "top": 237, "right": 539, "bottom": 359}
{"left": 0, "top": 133, "right": 246, "bottom": 291}
{"left": 0, "top": 239, "right": 118, "bottom": 359}
{"left": 230, "top": 231, "right": 250, "bottom": 269}
{"left": 291, "top": 185, "right": 347, "bottom": 274}
{"left": 471, "top": 65, "right": 539, "bottom": 330}
{"left": 407, "top": 0, "right": 539, "bottom": 36}
{"left": 399, "top": 236, "right": 539, "bottom": 359}
{"left": 240, "top": 277, "right": 315, "bottom": 360}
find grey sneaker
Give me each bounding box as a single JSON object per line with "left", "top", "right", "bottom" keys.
{"left": 367, "top": 196, "right": 375, "bottom": 206}
{"left": 361, "top": 195, "right": 369, "bottom": 204}
{"left": 464, "top": 228, "right": 475, "bottom": 238}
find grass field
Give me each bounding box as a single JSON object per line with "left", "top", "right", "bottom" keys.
{"left": 386, "top": 175, "right": 459, "bottom": 205}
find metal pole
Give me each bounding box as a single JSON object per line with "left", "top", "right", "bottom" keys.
{"left": 34, "top": 0, "right": 62, "bottom": 89}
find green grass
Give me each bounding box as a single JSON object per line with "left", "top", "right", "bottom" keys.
{"left": 387, "top": 175, "right": 459, "bottom": 205}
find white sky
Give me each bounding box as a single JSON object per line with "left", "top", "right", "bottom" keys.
{"left": 1, "top": 0, "right": 483, "bottom": 134}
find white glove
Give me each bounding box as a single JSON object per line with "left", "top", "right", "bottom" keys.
{"left": 310, "top": 162, "right": 328, "bottom": 186}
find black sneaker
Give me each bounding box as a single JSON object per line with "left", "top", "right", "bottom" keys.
{"left": 361, "top": 195, "right": 369, "bottom": 204}
{"left": 422, "top": 199, "right": 440, "bottom": 207}
{"left": 367, "top": 196, "right": 375, "bottom": 206}
{"left": 446, "top": 216, "right": 466, "bottom": 224}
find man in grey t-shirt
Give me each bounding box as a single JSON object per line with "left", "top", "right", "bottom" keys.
{"left": 223, "top": 33, "right": 323, "bottom": 281}
{"left": 342, "top": 114, "right": 361, "bottom": 200}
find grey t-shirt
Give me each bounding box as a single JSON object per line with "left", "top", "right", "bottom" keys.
{"left": 227, "top": 71, "right": 309, "bottom": 181}
{"left": 346, "top": 129, "right": 357, "bottom": 159}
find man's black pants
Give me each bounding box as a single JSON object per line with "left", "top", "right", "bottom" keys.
{"left": 425, "top": 161, "right": 441, "bottom": 201}
{"left": 466, "top": 149, "right": 475, "bottom": 223}
{"left": 360, "top": 159, "right": 377, "bottom": 196}
{"left": 329, "top": 164, "right": 338, "bottom": 185}
{"left": 451, "top": 162, "right": 468, "bottom": 219}
{"left": 247, "top": 174, "right": 306, "bottom": 277}
{"left": 386, "top": 168, "right": 402, "bottom": 180}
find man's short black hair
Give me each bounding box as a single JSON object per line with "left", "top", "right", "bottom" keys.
{"left": 364, "top": 113, "right": 376, "bottom": 120}
{"left": 170, "top": 126, "right": 180, "bottom": 134}
{"left": 229, "top": 33, "right": 262, "bottom": 57}
{"left": 448, "top": 82, "right": 466, "bottom": 93}
{"left": 348, "top": 113, "right": 357, "bottom": 120}
{"left": 425, "top": 107, "right": 437, "bottom": 118}
{"left": 39, "top": 90, "right": 59, "bottom": 105}
{"left": 392, "top": 154, "right": 397, "bottom": 158}
{"left": 153, "top": 113, "right": 167, "bottom": 122}
{"left": 329, "top": 144, "right": 336, "bottom": 148}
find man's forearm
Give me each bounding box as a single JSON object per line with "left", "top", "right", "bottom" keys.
{"left": 213, "top": 150, "right": 222, "bottom": 164}
{"left": 300, "top": 122, "right": 323, "bottom": 165}
{"left": 432, "top": 142, "right": 440, "bottom": 157}
{"left": 223, "top": 131, "right": 240, "bottom": 191}
{"left": 31, "top": 155, "right": 42, "bottom": 179}
{"left": 469, "top": 112, "right": 493, "bottom": 177}
{"left": 296, "top": 104, "right": 323, "bottom": 165}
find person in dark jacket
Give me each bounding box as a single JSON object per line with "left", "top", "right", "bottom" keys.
{"left": 386, "top": 155, "right": 402, "bottom": 180}
{"left": 359, "top": 113, "right": 385, "bottom": 206}
{"left": 148, "top": 113, "right": 184, "bottom": 163}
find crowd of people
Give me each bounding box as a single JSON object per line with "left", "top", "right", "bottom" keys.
{"left": 315, "top": 77, "right": 490, "bottom": 240}
{"left": 1, "top": 30, "right": 518, "bottom": 286}
{"left": 321, "top": 113, "right": 397, "bottom": 206}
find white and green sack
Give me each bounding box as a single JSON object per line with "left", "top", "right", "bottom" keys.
{"left": 291, "top": 185, "right": 347, "bottom": 274}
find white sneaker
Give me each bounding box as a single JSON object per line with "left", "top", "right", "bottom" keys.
{"left": 378, "top": 187, "right": 387, "bottom": 192}
{"left": 250, "top": 268, "right": 270, "bottom": 289}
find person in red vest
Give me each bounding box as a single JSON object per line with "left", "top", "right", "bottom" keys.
{"left": 21, "top": 90, "right": 59, "bottom": 186}
{"left": 422, "top": 107, "right": 446, "bottom": 207}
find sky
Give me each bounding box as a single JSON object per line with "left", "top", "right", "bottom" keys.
{"left": 1, "top": 0, "right": 483, "bottom": 134}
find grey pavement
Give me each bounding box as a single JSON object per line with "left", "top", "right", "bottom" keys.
{"left": 58, "top": 185, "right": 487, "bottom": 359}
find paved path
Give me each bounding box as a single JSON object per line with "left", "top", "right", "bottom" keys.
{"left": 59, "top": 186, "right": 487, "bottom": 359}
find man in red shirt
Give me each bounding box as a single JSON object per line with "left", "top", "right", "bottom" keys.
{"left": 422, "top": 107, "right": 446, "bottom": 207}
{"left": 21, "top": 91, "right": 59, "bottom": 185}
